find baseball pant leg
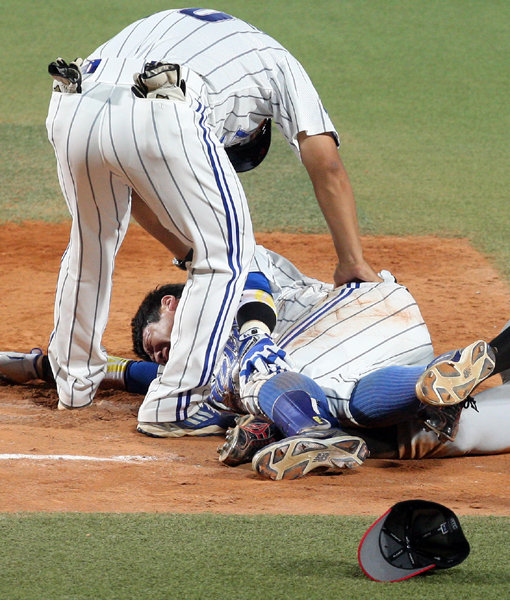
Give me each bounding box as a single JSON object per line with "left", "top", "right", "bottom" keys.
{"left": 101, "top": 91, "right": 255, "bottom": 422}
{"left": 46, "top": 86, "right": 132, "bottom": 407}
{"left": 396, "top": 382, "right": 510, "bottom": 458}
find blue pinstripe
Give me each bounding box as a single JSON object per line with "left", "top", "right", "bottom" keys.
{"left": 175, "top": 101, "right": 247, "bottom": 418}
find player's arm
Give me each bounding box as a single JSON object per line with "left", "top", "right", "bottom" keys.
{"left": 131, "top": 190, "right": 191, "bottom": 261}
{"left": 209, "top": 270, "right": 289, "bottom": 406}
{"left": 235, "top": 273, "right": 292, "bottom": 395}
{"left": 297, "top": 132, "right": 381, "bottom": 286}
{"left": 0, "top": 349, "right": 163, "bottom": 396}
{"left": 236, "top": 271, "right": 277, "bottom": 335}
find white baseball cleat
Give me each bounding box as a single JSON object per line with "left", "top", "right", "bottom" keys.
{"left": 137, "top": 404, "right": 236, "bottom": 438}
{"left": 0, "top": 349, "right": 43, "bottom": 384}
{"left": 252, "top": 430, "right": 368, "bottom": 481}
{"left": 416, "top": 340, "right": 496, "bottom": 406}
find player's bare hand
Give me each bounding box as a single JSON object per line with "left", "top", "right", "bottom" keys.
{"left": 333, "top": 261, "right": 382, "bottom": 287}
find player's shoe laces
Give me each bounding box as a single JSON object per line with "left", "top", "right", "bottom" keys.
{"left": 217, "top": 414, "right": 280, "bottom": 466}
{"left": 252, "top": 429, "right": 369, "bottom": 481}
{"left": 0, "top": 348, "right": 43, "bottom": 384}
{"left": 420, "top": 397, "right": 478, "bottom": 442}
{"left": 416, "top": 340, "right": 496, "bottom": 406}
{"left": 137, "top": 404, "right": 237, "bottom": 438}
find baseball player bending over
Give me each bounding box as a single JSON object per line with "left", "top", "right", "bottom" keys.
{"left": 45, "top": 8, "right": 379, "bottom": 429}
{"left": 3, "top": 246, "right": 510, "bottom": 480}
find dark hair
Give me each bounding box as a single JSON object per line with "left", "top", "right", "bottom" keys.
{"left": 131, "top": 283, "right": 185, "bottom": 360}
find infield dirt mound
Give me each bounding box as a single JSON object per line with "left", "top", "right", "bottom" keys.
{"left": 0, "top": 223, "right": 509, "bottom": 515}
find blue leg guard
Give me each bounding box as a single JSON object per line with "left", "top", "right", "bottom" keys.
{"left": 349, "top": 366, "right": 425, "bottom": 426}
{"left": 258, "top": 371, "right": 338, "bottom": 437}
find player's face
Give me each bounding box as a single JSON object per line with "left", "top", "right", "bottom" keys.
{"left": 142, "top": 295, "right": 178, "bottom": 365}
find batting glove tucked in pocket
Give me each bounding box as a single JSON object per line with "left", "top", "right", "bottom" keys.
{"left": 132, "top": 62, "right": 186, "bottom": 101}
{"left": 48, "top": 57, "right": 83, "bottom": 93}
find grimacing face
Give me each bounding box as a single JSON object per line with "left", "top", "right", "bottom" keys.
{"left": 142, "top": 295, "right": 178, "bottom": 364}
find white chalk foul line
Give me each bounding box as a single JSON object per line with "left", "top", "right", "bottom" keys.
{"left": 0, "top": 454, "right": 166, "bottom": 463}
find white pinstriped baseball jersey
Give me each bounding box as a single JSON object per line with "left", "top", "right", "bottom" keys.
{"left": 83, "top": 7, "right": 338, "bottom": 154}
{"left": 46, "top": 8, "right": 338, "bottom": 422}
{"left": 234, "top": 246, "right": 434, "bottom": 421}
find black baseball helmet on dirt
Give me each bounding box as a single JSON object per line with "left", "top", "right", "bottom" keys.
{"left": 225, "top": 118, "right": 272, "bottom": 173}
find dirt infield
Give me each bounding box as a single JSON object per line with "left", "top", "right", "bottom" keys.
{"left": 0, "top": 223, "right": 509, "bottom": 516}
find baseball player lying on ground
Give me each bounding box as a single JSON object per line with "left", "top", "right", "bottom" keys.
{"left": 2, "top": 246, "right": 510, "bottom": 480}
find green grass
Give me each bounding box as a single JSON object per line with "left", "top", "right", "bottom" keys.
{"left": 0, "top": 513, "right": 509, "bottom": 600}
{"left": 0, "top": 124, "right": 64, "bottom": 221}
{"left": 1, "top": 4, "right": 510, "bottom": 598}
{"left": 2, "top": 0, "right": 510, "bottom": 276}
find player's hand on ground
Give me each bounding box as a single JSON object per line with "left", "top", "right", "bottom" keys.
{"left": 333, "top": 260, "right": 382, "bottom": 287}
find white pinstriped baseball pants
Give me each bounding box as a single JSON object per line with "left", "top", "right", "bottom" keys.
{"left": 46, "top": 80, "right": 255, "bottom": 420}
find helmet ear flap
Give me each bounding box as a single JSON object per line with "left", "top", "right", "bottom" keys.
{"left": 225, "top": 118, "right": 272, "bottom": 172}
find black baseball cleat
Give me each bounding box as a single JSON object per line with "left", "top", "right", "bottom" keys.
{"left": 252, "top": 429, "right": 369, "bottom": 481}
{"left": 421, "top": 397, "right": 478, "bottom": 442}
{"left": 217, "top": 414, "right": 280, "bottom": 466}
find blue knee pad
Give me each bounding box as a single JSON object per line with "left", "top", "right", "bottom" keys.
{"left": 258, "top": 371, "right": 338, "bottom": 437}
